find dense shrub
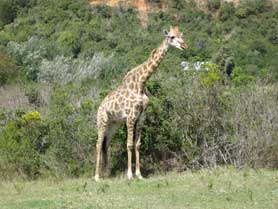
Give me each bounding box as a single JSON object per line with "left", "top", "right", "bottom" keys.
{"left": 0, "top": 0, "right": 17, "bottom": 26}
{"left": 0, "top": 0, "right": 278, "bottom": 179}
{"left": 227, "top": 84, "right": 278, "bottom": 168}
{"left": 208, "top": 0, "right": 221, "bottom": 11}
{"left": 38, "top": 53, "right": 115, "bottom": 85}
{"left": 0, "top": 111, "right": 49, "bottom": 179}
{"left": 0, "top": 51, "right": 17, "bottom": 86}
{"left": 243, "top": 0, "right": 272, "bottom": 15}
{"left": 0, "top": 0, "right": 37, "bottom": 26}
{"left": 235, "top": 6, "right": 248, "bottom": 18}
{"left": 219, "top": 2, "right": 235, "bottom": 21}
{"left": 7, "top": 37, "right": 58, "bottom": 81}
{"left": 39, "top": 86, "right": 98, "bottom": 177}
{"left": 231, "top": 66, "right": 255, "bottom": 86}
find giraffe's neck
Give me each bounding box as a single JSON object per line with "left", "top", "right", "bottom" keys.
{"left": 122, "top": 38, "right": 169, "bottom": 87}
{"left": 139, "top": 38, "right": 169, "bottom": 83}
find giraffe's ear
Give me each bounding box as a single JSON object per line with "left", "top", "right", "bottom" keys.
{"left": 163, "top": 29, "right": 169, "bottom": 37}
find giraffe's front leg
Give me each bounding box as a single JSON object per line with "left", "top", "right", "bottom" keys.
{"left": 126, "top": 118, "right": 135, "bottom": 180}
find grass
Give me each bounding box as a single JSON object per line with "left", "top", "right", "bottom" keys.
{"left": 0, "top": 167, "right": 277, "bottom": 209}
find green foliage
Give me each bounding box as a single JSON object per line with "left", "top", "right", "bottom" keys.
{"left": 0, "top": 110, "right": 49, "bottom": 179}
{"left": 40, "top": 85, "right": 98, "bottom": 177}
{"left": 199, "top": 63, "right": 221, "bottom": 88}
{"left": 208, "top": 0, "right": 221, "bottom": 11}
{"left": 242, "top": 0, "right": 272, "bottom": 15}
{"left": 0, "top": 51, "right": 18, "bottom": 86}
{"left": 0, "top": 0, "right": 37, "bottom": 25}
{"left": 0, "top": 0, "right": 17, "bottom": 25}
{"left": 25, "top": 86, "right": 41, "bottom": 106}
{"left": 0, "top": 0, "right": 278, "bottom": 179}
{"left": 21, "top": 111, "right": 41, "bottom": 121}
{"left": 219, "top": 2, "right": 235, "bottom": 21}
{"left": 1, "top": 0, "right": 276, "bottom": 83}
{"left": 6, "top": 37, "right": 58, "bottom": 81}
{"left": 231, "top": 66, "right": 255, "bottom": 86}
{"left": 57, "top": 30, "right": 81, "bottom": 57}
{"left": 235, "top": 7, "right": 248, "bottom": 18}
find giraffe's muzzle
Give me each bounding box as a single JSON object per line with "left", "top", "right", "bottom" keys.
{"left": 181, "top": 43, "right": 188, "bottom": 50}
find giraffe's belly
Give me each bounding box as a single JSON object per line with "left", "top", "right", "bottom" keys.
{"left": 102, "top": 91, "right": 149, "bottom": 122}
{"left": 108, "top": 109, "right": 128, "bottom": 122}
{"left": 141, "top": 94, "right": 149, "bottom": 109}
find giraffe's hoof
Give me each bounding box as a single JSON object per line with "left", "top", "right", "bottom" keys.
{"left": 137, "top": 175, "right": 144, "bottom": 180}
{"left": 136, "top": 174, "right": 144, "bottom": 180}
{"left": 127, "top": 171, "right": 133, "bottom": 180}
{"left": 94, "top": 175, "right": 100, "bottom": 182}
{"left": 135, "top": 170, "right": 144, "bottom": 180}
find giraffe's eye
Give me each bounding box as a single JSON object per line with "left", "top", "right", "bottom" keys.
{"left": 170, "top": 36, "right": 175, "bottom": 39}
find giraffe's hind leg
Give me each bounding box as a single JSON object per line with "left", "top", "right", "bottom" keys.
{"left": 126, "top": 117, "right": 136, "bottom": 180}
{"left": 102, "top": 122, "right": 120, "bottom": 177}
{"left": 101, "top": 136, "right": 108, "bottom": 176}
{"left": 135, "top": 112, "right": 145, "bottom": 179}
{"left": 95, "top": 109, "right": 110, "bottom": 182}
{"left": 95, "top": 126, "right": 107, "bottom": 181}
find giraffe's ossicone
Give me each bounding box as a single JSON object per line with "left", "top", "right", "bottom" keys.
{"left": 95, "top": 26, "right": 188, "bottom": 181}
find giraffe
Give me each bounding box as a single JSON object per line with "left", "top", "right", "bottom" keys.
{"left": 95, "top": 26, "right": 188, "bottom": 181}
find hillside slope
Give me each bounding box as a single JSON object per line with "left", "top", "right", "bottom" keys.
{"left": 89, "top": 0, "right": 278, "bottom": 11}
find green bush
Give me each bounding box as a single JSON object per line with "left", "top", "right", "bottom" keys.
{"left": 226, "top": 84, "right": 278, "bottom": 168}
{"left": 39, "top": 86, "right": 98, "bottom": 177}
{"left": 231, "top": 66, "right": 255, "bottom": 86}
{"left": 243, "top": 0, "right": 272, "bottom": 15}
{"left": 0, "top": 0, "right": 37, "bottom": 25}
{"left": 25, "top": 87, "right": 41, "bottom": 106}
{"left": 199, "top": 63, "right": 221, "bottom": 87}
{"left": 235, "top": 7, "right": 248, "bottom": 18}
{"left": 0, "top": 111, "right": 49, "bottom": 179}
{"left": 0, "top": 51, "right": 17, "bottom": 86}
{"left": 0, "top": 0, "right": 278, "bottom": 179}
{"left": 56, "top": 30, "right": 81, "bottom": 57}
{"left": 208, "top": 0, "right": 221, "bottom": 11}
{"left": 219, "top": 2, "right": 235, "bottom": 21}
{"left": 0, "top": 0, "right": 17, "bottom": 25}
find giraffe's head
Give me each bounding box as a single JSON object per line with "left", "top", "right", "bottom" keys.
{"left": 164, "top": 26, "right": 188, "bottom": 50}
